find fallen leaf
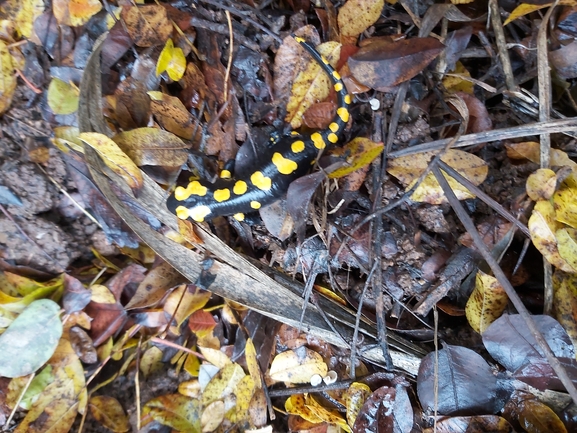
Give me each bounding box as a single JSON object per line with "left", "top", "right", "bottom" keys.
{"left": 465, "top": 271, "right": 508, "bottom": 334}
{"left": 0, "top": 299, "right": 62, "bottom": 378}
{"left": 338, "top": 0, "right": 384, "bottom": 44}
{"left": 527, "top": 168, "right": 557, "bottom": 201}
{"left": 79, "top": 132, "right": 144, "bottom": 192}
{"left": 89, "top": 395, "right": 130, "bottom": 433}
{"left": 270, "top": 346, "right": 328, "bottom": 384}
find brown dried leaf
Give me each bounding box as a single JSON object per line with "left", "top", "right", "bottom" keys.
{"left": 120, "top": 4, "right": 172, "bottom": 47}
{"left": 348, "top": 37, "right": 444, "bottom": 90}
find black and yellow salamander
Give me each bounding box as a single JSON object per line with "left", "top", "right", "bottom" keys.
{"left": 167, "top": 35, "right": 351, "bottom": 222}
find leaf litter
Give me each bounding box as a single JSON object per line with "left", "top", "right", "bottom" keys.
{"left": 1, "top": 0, "right": 577, "bottom": 432}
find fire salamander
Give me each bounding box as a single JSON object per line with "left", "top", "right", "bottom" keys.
{"left": 167, "top": 35, "right": 351, "bottom": 222}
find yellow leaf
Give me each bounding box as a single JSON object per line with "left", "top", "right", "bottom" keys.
{"left": 201, "top": 363, "right": 245, "bottom": 406}
{"left": 245, "top": 338, "right": 263, "bottom": 389}
{"left": 465, "top": 271, "right": 508, "bottom": 333}
{"left": 198, "top": 346, "right": 231, "bottom": 369}
{"left": 554, "top": 188, "right": 577, "bottom": 229}
{"left": 0, "top": 0, "right": 44, "bottom": 38}
{"left": 387, "top": 149, "right": 488, "bottom": 204}
{"left": 53, "top": 126, "right": 84, "bottom": 153}
{"left": 79, "top": 132, "right": 144, "bottom": 191}
{"left": 140, "top": 346, "right": 164, "bottom": 378}
{"left": 201, "top": 401, "right": 225, "bottom": 431}
{"left": 557, "top": 228, "right": 577, "bottom": 273}
{"left": 443, "top": 62, "right": 475, "bottom": 94}
{"left": 504, "top": 3, "right": 550, "bottom": 26}
{"left": 53, "top": 0, "right": 102, "bottom": 27}
{"left": 89, "top": 284, "right": 117, "bottom": 304}
{"left": 285, "top": 394, "right": 324, "bottom": 424}
{"left": 529, "top": 200, "right": 575, "bottom": 272}
{"left": 328, "top": 138, "right": 384, "bottom": 179}
{"left": 0, "top": 40, "right": 17, "bottom": 115}
{"left": 88, "top": 395, "right": 130, "bottom": 433}
{"left": 269, "top": 347, "right": 328, "bottom": 384}
{"left": 156, "top": 38, "right": 187, "bottom": 81}
{"left": 14, "top": 338, "right": 85, "bottom": 433}
{"left": 526, "top": 168, "right": 557, "bottom": 201}
{"left": 305, "top": 394, "right": 351, "bottom": 432}
{"left": 344, "top": 382, "right": 371, "bottom": 427}
{"left": 516, "top": 394, "right": 568, "bottom": 433}
{"left": 230, "top": 374, "right": 256, "bottom": 423}
{"left": 47, "top": 78, "right": 79, "bottom": 114}
{"left": 338, "top": 0, "right": 385, "bottom": 42}
{"left": 286, "top": 42, "right": 341, "bottom": 129}
{"left": 143, "top": 394, "right": 201, "bottom": 431}
{"left": 163, "top": 285, "right": 211, "bottom": 329}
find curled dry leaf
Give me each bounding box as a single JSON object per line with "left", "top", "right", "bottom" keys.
{"left": 527, "top": 168, "right": 557, "bottom": 201}
{"left": 387, "top": 149, "right": 488, "bottom": 204}
{"left": 78, "top": 132, "right": 144, "bottom": 192}
{"left": 425, "top": 415, "right": 513, "bottom": 433}
{"left": 286, "top": 41, "right": 342, "bottom": 129}
{"left": 148, "top": 92, "right": 202, "bottom": 143}
{"left": 344, "top": 382, "right": 371, "bottom": 427}
{"left": 528, "top": 200, "right": 576, "bottom": 273}
{"left": 269, "top": 346, "right": 328, "bottom": 384}
{"left": 504, "top": 391, "right": 567, "bottom": 433}
{"left": 465, "top": 270, "right": 508, "bottom": 334}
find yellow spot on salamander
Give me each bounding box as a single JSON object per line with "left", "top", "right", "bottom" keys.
{"left": 337, "top": 107, "right": 349, "bottom": 123}
{"left": 250, "top": 201, "right": 261, "bottom": 209}
{"left": 233, "top": 180, "right": 247, "bottom": 195}
{"left": 344, "top": 94, "right": 352, "bottom": 104}
{"left": 332, "top": 71, "right": 341, "bottom": 80}
{"left": 220, "top": 169, "right": 232, "bottom": 179}
{"left": 175, "top": 206, "right": 189, "bottom": 220}
{"left": 272, "top": 152, "right": 298, "bottom": 175}
{"left": 233, "top": 213, "right": 245, "bottom": 221}
{"left": 328, "top": 133, "right": 338, "bottom": 144}
{"left": 251, "top": 171, "right": 272, "bottom": 190}
{"left": 213, "top": 188, "right": 231, "bottom": 202}
{"left": 329, "top": 122, "right": 339, "bottom": 133}
{"left": 190, "top": 205, "right": 212, "bottom": 222}
{"left": 174, "top": 181, "right": 208, "bottom": 201}
{"left": 334, "top": 82, "right": 343, "bottom": 92}
{"left": 311, "top": 132, "right": 326, "bottom": 150}
{"left": 290, "top": 131, "right": 299, "bottom": 136}
{"left": 292, "top": 140, "right": 305, "bottom": 153}
{"left": 321, "top": 56, "right": 330, "bottom": 65}
{"left": 294, "top": 36, "right": 305, "bottom": 43}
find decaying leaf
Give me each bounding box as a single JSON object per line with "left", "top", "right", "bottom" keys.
{"left": 328, "top": 137, "right": 384, "bottom": 179}
{"left": 387, "top": 149, "right": 488, "bottom": 204}
{"left": 0, "top": 40, "right": 18, "bottom": 115}
{"left": 52, "top": 0, "right": 102, "bottom": 27}
{"left": 120, "top": 4, "right": 172, "bottom": 47}
{"left": 338, "top": 0, "right": 384, "bottom": 44}
{"left": 286, "top": 41, "right": 342, "bottom": 129}
{"left": 527, "top": 168, "right": 557, "bottom": 201}
{"left": 47, "top": 77, "right": 79, "bottom": 115}
{"left": 88, "top": 395, "right": 130, "bottom": 433}
{"left": 79, "top": 132, "right": 144, "bottom": 192}
{"left": 528, "top": 200, "right": 576, "bottom": 273}
{"left": 270, "top": 346, "right": 328, "bottom": 384}
{"left": 466, "top": 270, "right": 508, "bottom": 334}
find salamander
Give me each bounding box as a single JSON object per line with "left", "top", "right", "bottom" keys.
{"left": 167, "top": 35, "right": 351, "bottom": 222}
